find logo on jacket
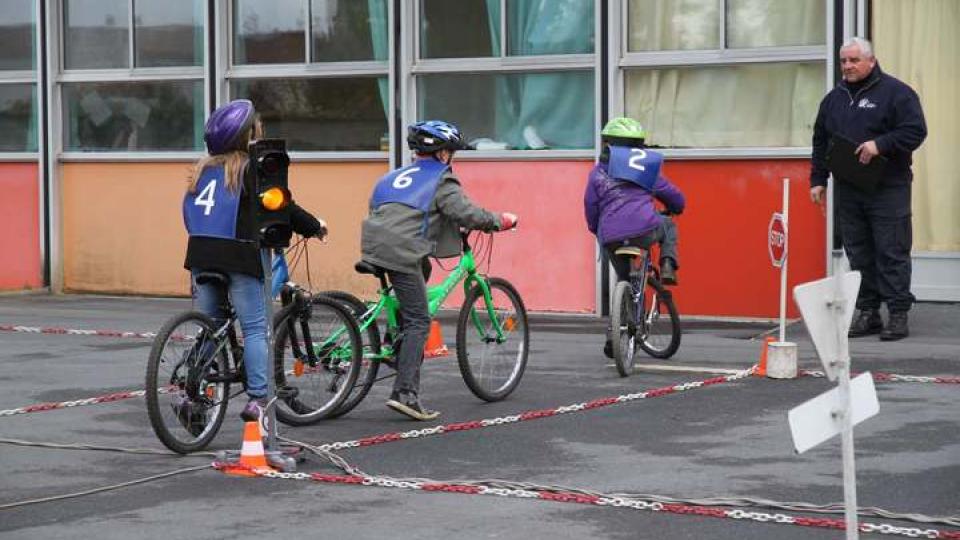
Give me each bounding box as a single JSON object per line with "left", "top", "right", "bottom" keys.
{"left": 857, "top": 98, "right": 877, "bottom": 109}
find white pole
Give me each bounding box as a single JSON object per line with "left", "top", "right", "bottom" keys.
{"left": 832, "top": 254, "right": 859, "bottom": 539}
{"left": 779, "top": 178, "right": 790, "bottom": 343}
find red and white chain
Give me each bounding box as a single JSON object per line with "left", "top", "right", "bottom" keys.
{"left": 0, "top": 387, "right": 176, "bottom": 417}
{"left": 801, "top": 370, "right": 960, "bottom": 385}
{"left": 316, "top": 369, "right": 754, "bottom": 451}
{"left": 212, "top": 463, "right": 960, "bottom": 539}
{"left": 0, "top": 323, "right": 158, "bottom": 339}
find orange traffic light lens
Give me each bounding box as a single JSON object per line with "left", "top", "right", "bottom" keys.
{"left": 260, "top": 187, "right": 288, "bottom": 211}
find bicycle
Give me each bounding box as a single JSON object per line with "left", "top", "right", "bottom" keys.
{"left": 608, "top": 243, "right": 681, "bottom": 377}
{"left": 145, "top": 267, "right": 362, "bottom": 453}
{"left": 313, "top": 230, "right": 529, "bottom": 419}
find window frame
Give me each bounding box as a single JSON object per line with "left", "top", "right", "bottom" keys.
{"left": 404, "top": 0, "right": 601, "bottom": 162}
{"left": 0, "top": 0, "right": 39, "bottom": 158}
{"left": 610, "top": 0, "right": 831, "bottom": 158}
{"left": 222, "top": 0, "right": 393, "bottom": 161}
{"left": 55, "top": 0, "right": 207, "bottom": 160}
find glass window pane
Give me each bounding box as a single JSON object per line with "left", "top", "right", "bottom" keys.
{"left": 727, "top": 0, "right": 826, "bottom": 48}
{"left": 64, "top": 0, "right": 129, "bottom": 69}
{"left": 63, "top": 81, "right": 204, "bottom": 151}
{"left": 624, "top": 63, "right": 825, "bottom": 147}
{"left": 418, "top": 71, "right": 594, "bottom": 150}
{"left": 420, "top": 0, "right": 499, "bottom": 58}
{"left": 134, "top": 0, "right": 203, "bottom": 67}
{"left": 628, "top": 0, "right": 720, "bottom": 51}
{"left": 231, "top": 78, "right": 388, "bottom": 151}
{"left": 0, "top": 84, "right": 37, "bottom": 152}
{"left": 0, "top": 0, "right": 35, "bottom": 70}
{"left": 233, "top": 0, "right": 305, "bottom": 64}
{"left": 507, "top": 0, "right": 594, "bottom": 55}
{"left": 312, "top": 0, "right": 387, "bottom": 62}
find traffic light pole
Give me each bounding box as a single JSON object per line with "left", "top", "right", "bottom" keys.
{"left": 260, "top": 248, "right": 279, "bottom": 452}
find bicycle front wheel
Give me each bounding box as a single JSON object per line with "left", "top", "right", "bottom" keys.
{"left": 636, "top": 278, "right": 681, "bottom": 359}
{"left": 610, "top": 281, "right": 638, "bottom": 377}
{"left": 273, "top": 296, "right": 363, "bottom": 425}
{"left": 145, "top": 311, "right": 231, "bottom": 454}
{"left": 456, "top": 277, "right": 529, "bottom": 402}
{"left": 318, "top": 290, "right": 382, "bottom": 418}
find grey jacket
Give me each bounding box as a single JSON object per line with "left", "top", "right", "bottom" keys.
{"left": 361, "top": 169, "right": 500, "bottom": 274}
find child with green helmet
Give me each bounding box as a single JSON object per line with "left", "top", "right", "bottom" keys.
{"left": 584, "top": 117, "right": 685, "bottom": 358}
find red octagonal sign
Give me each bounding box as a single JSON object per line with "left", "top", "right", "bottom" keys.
{"left": 768, "top": 212, "right": 787, "bottom": 268}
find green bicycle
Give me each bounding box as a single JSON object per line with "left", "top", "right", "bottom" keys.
{"left": 285, "top": 231, "right": 529, "bottom": 419}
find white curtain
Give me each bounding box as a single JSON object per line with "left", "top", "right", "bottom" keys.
{"left": 624, "top": 0, "right": 824, "bottom": 148}
{"left": 874, "top": 0, "right": 960, "bottom": 252}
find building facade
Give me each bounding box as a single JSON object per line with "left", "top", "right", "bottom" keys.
{"left": 1, "top": 0, "right": 957, "bottom": 317}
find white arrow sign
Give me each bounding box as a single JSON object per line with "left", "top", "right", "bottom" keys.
{"left": 788, "top": 372, "right": 879, "bottom": 454}
{"left": 793, "top": 271, "right": 861, "bottom": 381}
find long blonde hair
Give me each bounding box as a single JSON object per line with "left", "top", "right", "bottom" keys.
{"left": 187, "top": 118, "right": 264, "bottom": 193}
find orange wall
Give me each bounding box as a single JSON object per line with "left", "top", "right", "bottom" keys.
{"left": 61, "top": 161, "right": 388, "bottom": 296}
{"left": 0, "top": 162, "right": 42, "bottom": 290}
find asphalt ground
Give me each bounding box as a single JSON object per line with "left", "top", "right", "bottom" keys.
{"left": 0, "top": 294, "right": 957, "bottom": 539}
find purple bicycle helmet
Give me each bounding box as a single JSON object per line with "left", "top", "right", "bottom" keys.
{"left": 407, "top": 120, "right": 473, "bottom": 153}
{"left": 204, "top": 99, "right": 256, "bottom": 155}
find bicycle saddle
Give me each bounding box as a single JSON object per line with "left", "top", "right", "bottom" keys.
{"left": 194, "top": 271, "right": 230, "bottom": 287}
{"left": 614, "top": 246, "right": 647, "bottom": 257}
{"left": 354, "top": 261, "right": 386, "bottom": 278}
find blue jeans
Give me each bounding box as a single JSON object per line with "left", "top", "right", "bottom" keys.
{"left": 191, "top": 270, "right": 268, "bottom": 399}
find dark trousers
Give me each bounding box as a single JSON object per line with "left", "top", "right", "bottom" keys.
{"left": 606, "top": 217, "right": 679, "bottom": 283}
{"left": 385, "top": 258, "right": 433, "bottom": 396}
{"left": 835, "top": 181, "right": 914, "bottom": 313}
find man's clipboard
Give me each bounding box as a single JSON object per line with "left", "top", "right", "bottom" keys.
{"left": 825, "top": 135, "right": 887, "bottom": 194}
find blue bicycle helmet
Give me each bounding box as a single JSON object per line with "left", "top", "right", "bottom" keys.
{"left": 407, "top": 120, "right": 473, "bottom": 153}
{"left": 204, "top": 99, "right": 256, "bottom": 155}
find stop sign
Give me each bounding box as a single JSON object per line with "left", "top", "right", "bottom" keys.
{"left": 768, "top": 212, "right": 787, "bottom": 267}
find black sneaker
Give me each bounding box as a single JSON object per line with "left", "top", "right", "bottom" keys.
{"left": 879, "top": 312, "right": 909, "bottom": 341}
{"left": 660, "top": 258, "right": 678, "bottom": 286}
{"left": 849, "top": 309, "right": 883, "bottom": 337}
{"left": 386, "top": 391, "right": 440, "bottom": 421}
{"left": 603, "top": 339, "right": 613, "bottom": 359}
{"left": 172, "top": 396, "right": 207, "bottom": 437}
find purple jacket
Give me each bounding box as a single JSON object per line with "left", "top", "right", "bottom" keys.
{"left": 583, "top": 161, "right": 685, "bottom": 246}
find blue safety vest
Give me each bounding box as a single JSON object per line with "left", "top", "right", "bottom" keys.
{"left": 370, "top": 158, "right": 449, "bottom": 235}
{"left": 182, "top": 165, "right": 241, "bottom": 240}
{"left": 607, "top": 145, "right": 663, "bottom": 191}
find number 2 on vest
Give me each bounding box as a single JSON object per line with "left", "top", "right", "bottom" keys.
{"left": 628, "top": 148, "right": 647, "bottom": 172}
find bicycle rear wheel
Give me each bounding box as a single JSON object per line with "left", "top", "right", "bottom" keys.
{"left": 146, "top": 311, "right": 231, "bottom": 454}
{"left": 318, "top": 290, "right": 382, "bottom": 418}
{"left": 637, "top": 278, "right": 681, "bottom": 359}
{"left": 273, "top": 296, "right": 362, "bottom": 425}
{"left": 456, "top": 277, "right": 529, "bottom": 401}
{"left": 610, "top": 280, "right": 638, "bottom": 377}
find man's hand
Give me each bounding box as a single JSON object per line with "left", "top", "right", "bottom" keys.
{"left": 311, "top": 219, "right": 329, "bottom": 242}
{"left": 855, "top": 140, "right": 880, "bottom": 164}
{"left": 499, "top": 212, "right": 518, "bottom": 231}
{"left": 810, "top": 186, "right": 826, "bottom": 216}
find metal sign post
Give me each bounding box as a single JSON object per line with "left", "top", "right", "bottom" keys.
{"left": 766, "top": 178, "right": 797, "bottom": 378}
{"left": 792, "top": 260, "right": 876, "bottom": 540}
{"left": 260, "top": 249, "right": 278, "bottom": 452}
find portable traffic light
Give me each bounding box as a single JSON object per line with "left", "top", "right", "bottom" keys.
{"left": 249, "top": 139, "right": 293, "bottom": 248}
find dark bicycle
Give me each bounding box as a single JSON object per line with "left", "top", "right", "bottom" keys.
{"left": 608, "top": 243, "right": 681, "bottom": 377}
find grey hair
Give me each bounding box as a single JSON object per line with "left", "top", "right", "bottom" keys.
{"left": 841, "top": 37, "right": 874, "bottom": 58}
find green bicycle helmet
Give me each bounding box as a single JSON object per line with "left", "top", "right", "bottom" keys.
{"left": 601, "top": 117, "right": 647, "bottom": 147}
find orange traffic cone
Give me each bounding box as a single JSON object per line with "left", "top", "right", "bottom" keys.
{"left": 423, "top": 320, "right": 449, "bottom": 358}
{"left": 221, "top": 421, "right": 274, "bottom": 477}
{"left": 755, "top": 336, "right": 775, "bottom": 377}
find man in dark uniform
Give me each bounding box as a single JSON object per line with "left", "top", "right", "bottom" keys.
{"left": 810, "top": 37, "right": 927, "bottom": 341}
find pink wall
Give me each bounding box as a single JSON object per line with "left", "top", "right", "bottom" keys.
{"left": 0, "top": 162, "right": 42, "bottom": 290}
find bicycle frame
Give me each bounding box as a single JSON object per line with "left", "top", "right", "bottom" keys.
{"left": 355, "top": 233, "right": 506, "bottom": 359}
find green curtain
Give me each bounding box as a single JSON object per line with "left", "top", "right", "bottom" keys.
{"left": 368, "top": 0, "right": 389, "bottom": 117}
{"left": 490, "top": 0, "right": 595, "bottom": 149}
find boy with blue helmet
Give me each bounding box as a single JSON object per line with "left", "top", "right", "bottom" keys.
{"left": 182, "top": 99, "right": 327, "bottom": 428}
{"left": 584, "top": 117, "right": 685, "bottom": 359}
{"left": 361, "top": 120, "right": 518, "bottom": 420}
